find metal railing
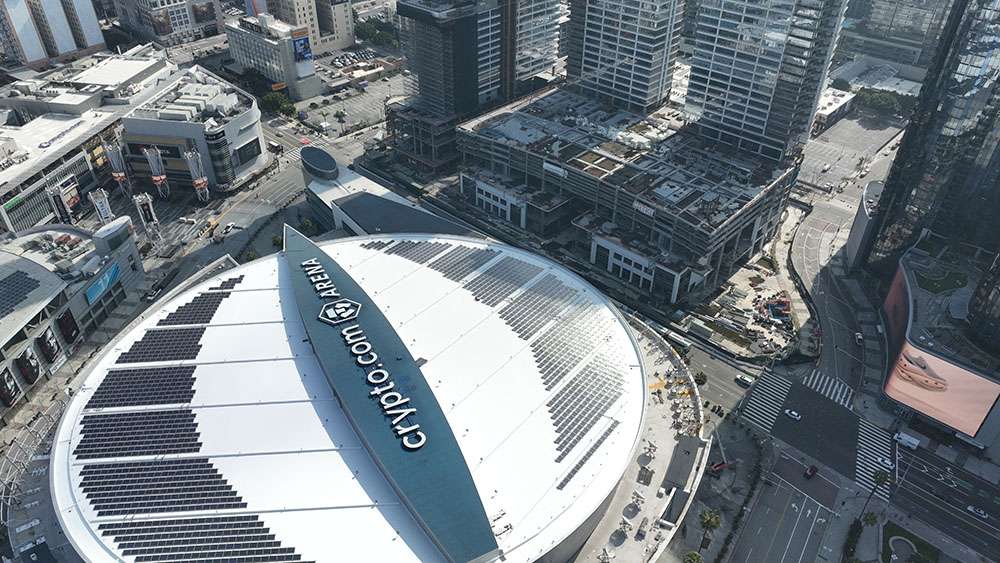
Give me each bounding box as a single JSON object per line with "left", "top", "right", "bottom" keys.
{"left": 0, "top": 397, "right": 67, "bottom": 525}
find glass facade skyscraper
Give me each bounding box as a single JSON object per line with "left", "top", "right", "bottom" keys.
{"left": 686, "top": 0, "right": 848, "bottom": 162}
{"left": 865, "top": 0, "right": 1000, "bottom": 273}
{"left": 969, "top": 256, "right": 1000, "bottom": 355}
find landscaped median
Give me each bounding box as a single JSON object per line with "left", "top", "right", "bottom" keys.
{"left": 881, "top": 521, "right": 940, "bottom": 563}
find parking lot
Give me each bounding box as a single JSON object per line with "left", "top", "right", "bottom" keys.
{"left": 800, "top": 116, "right": 902, "bottom": 188}
{"left": 295, "top": 73, "right": 406, "bottom": 135}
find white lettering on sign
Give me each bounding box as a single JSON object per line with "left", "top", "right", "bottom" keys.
{"left": 632, "top": 200, "right": 655, "bottom": 217}
{"left": 301, "top": 257, "right": 426, "bottom": 450}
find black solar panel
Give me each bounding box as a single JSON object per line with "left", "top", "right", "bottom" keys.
{"left": 532, "top": 303, "right": 613, "bottom": 390}
{"left": 80, "top": 457, "right": 245, "bottom": 517}
{"left": 74, "top": 409, "right": 201, "bottom": 460}
{"left": 158, "top": 293, "right": 232, "bottom": 326}
{"left": 463, "top": 256, "right": 543, "bottom": 307}
{"left": 384, "top": 240, "right": 452, "bottom": 264}
{"left": 209, "top": 275, "right": 245, "bottom": 291}
{"left": 116, "top": 328, "right": 205, "bottom": 364}
{"left": 0, "top": 270, "right": 41, "bottom": 319}
{"left": 498, "top": 274, "right": 581, "bottom": 340}
{"left": 548, "top": 355, "right": 626, "bottom": 462}
{"left": 360, "top": 239, "right": 395, "bottom": 251}
{"left": 556, "top": 421, "right": 620, "bottom": 490}
{"left": 427, "top": 246, "right": 500, "bottom": 281}
{"left": 86, "top": 366, "right": 197, "bottom": 409}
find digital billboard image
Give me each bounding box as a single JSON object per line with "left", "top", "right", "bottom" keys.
{"left": 293, "top": 36, "right": 315, "bottom": 78}
{"left": 191, "top": 1, "right": 215, "bottom": 23}
{"left": 885, "top": 342, "right": 1000, "bottom": 436}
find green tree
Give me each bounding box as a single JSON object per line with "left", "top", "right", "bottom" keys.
{"left": 694, "top": 371, "right": 708, "bottom": 386}
{"left": 261, "top": 92, "right": 289, "bottom": 113}
{"left": 862, "top": 511, "right": 878, "bottom": 527}
{"left": 300, "top": 218, "right": 318, "bottom": 236}
{"left": 861, "top": 469, "right": 890, "bottom": 516}
{"left": 831, "top": 77, "right": 852, "bottom": 91}
{"left": 271, "top": 235, "right": 282, "bottom": 248}
{"left": 699, "top": 508, "right": 721, "bottom": 535}
{"left": 683, "top": 552, "right": 704, "bottom": 563}
{"left": 279, "top": 102, "right": 296, "bottom": 117}
{"left": 244, "top": 249, "right": 259, "bottom": 261}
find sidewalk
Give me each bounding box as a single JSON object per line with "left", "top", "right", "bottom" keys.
{"left": 771, "top": 206, "right": 821, "bottom": 357}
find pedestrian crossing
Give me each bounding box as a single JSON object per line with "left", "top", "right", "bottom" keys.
{"left": 740, "top": 372, "right": 793, "bottom": 433}
{"left": 803, "top": 369, "right": 854, "bottom": 408}
{"left": 856, "top": 418, "right": 895, "bottom": 501}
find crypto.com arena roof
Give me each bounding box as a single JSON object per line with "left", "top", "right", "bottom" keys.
{"left": 51, "top": 228, "right": 646, "bottom": 562}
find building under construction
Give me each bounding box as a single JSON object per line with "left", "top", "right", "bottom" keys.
{"left": 387, "top": 0, "right": 562, "bottom": 174}
{"left": 456, "top": 88, "right": 799, "bottom": 304}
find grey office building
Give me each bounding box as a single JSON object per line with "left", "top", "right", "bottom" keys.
{"left": 565, "top": 0, "right": 685, "bottom": 112}
{"left": 686, "top": 0, "right": 848, "bottom": 162}
{"left": 865, "top": 0, "right": 1000, "bottom": 273}
{"left": 838, "top": 0, "right": 954, "bottom": 71}
{"left": 387, "top": 0, "right": 561, "bottom": 174}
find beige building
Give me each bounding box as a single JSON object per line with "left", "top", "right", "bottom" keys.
{"left": 267, "top": 0, "right": 354, "bottom": 55}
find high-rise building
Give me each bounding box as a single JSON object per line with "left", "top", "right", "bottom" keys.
{"left": 114, "top": 0, "right": 223, "bottom": 46}
{"left": 686, "top": 0, "right": 848, "bottom": 162}
{"left": 224, "top": 14, "right": 323, "bottom": 101}
{"left": 267, "top": 0, "right": 354, "bottom": 55}
{"left": 0, "top": 0, "right": 104, "bottom": 67}
{"left": 969, "top": 256, "right": 1000, "bottom": 355}
{"left": 864, "top": 0, "right": 1000, "bottom": 273}
{"left": 565, "top": 0, "right": 684, "bottom": 113}
{"left": 387, "top": 0, "right": 562, "bottom": 173}
{"left": 838, "top": 0, "right": 954, "bottom": 72}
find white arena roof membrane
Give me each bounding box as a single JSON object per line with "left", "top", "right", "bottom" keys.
{"left": 50, "top": 229, "right": 647, "bottom": 562}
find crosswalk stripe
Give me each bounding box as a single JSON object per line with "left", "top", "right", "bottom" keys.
{"left": 802, "top": 368, "right": 854, "bottom": 408}
{"left": 740, "top": 372, "right": 792, "bottom": 433}
{"left": 855, "top": 419, "right": 894, "bottom": 501}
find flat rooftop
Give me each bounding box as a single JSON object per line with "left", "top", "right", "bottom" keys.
{"left": 902, "top": 241, "right": 1000, "bottom": 376}
{"left": 70, "top": 57, "right": 162, "bottom": 87}
{"left": 459, "top": 89, "right": 791, "bottom": 233}
{"left": 815, "top": 87, "right": 855, "bottom": 118}
{"left": 0, "top": 111, "right": 118, "bottom": 190}
{"left": 130, "top": 67, "right": 250, "bottom": 125}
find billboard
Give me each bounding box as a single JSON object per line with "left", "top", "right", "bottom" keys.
{"left": 885, "top": 342, "right": 1000, "bottom": 436}
{"left": 883, "top": 266, "right": 910, "bottom": 360}
{"left": 149, "top": 9, "right": 172, "bottom": 36}
{"left": 293, "top": 36, "right": 314, "bottom": 79}
{"left": 85, "top": 263, "right": 121, "bottom": 305}
{"left": 191, "top": 1, "right": 215, "bottom": 23}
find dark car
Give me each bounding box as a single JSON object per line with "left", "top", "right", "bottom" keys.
{"left": 804, "top": 465, "right": 818, "bottom": 479}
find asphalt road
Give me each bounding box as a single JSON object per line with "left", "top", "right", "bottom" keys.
{"left": 769, "top": 382, "right": 861, "bottom": 481}
{"left": 729, "top": 474, "right": 832, "bottom": 563}
{"left": 892, "top": 448, "right": 1000, "bottom": 556}
{"left": 688, "top": 344, "right": 761, "bottom": 414}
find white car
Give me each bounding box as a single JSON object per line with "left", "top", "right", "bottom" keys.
{"left": 967, "top": 506, "right": 988, "bottom": 520}
{"left": 877, "top": 457, "right": 895, "bottom": 471}
{"left": 784, "top": 409, "right": 802, "bottom": 421}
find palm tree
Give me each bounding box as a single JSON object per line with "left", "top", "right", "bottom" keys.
{"left": 699, "top": 508, "right": 722, "bottom": 535}
{"left": 861, "top": 469, "right": 890, "bottom": 516}
{"left": 683, "top": 552, "right": 704, "bottom": 563}
{"left": 862, "top": 511, "right": 878, "bottom": 527}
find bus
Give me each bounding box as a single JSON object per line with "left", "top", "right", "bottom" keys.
{"left": 664, "top": 330, "right": 692, "bottom": 355}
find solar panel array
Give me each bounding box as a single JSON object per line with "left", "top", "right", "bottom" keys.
{"left": 99, "top": 515, "right": 310, "bottom": 562}
{"left": 86, "top": 366, "right": 197, "bottom": 409}
{"left": 0, "top": 270, "right": 41, "bottom": 319}
{"left": 74, "top": 409, "right": 201, "bottom": 459}
{"left": 499, "top": 274, "right": 582, "bottom": 340}
{"left": 209, "top": 275, "right": 245, "bottom": 291}
{"left": 158, "top": 292, "right": 232, "bottom": 326}
{"left": 533, "top": 303, "right": 614, "bottom": 390}
{"left": 548, "top": 355, "right": 626, "bottom": 462}
{"left": 116, "top": 328, "right": 206, "bottom": 364}
{"left": 463, "top": 256, "right": 543, "bottom": 307}
{"left": 80, "top": 458, "right": 246, "bottom": 517}
{"left": 360, "top": 239, "right": 394, "bottom": 251}
{"left": 427, "top": 246, "right": 500, "bottom": 281}
{"left": 556, "top": 421, "right": 620, "bottom": 490}
{"left": 384, "top": 240, "right": 452, "bottom": 264}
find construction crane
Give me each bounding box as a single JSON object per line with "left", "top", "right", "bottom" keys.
{"left": 184, "top": 150, "right": 210, "bottom": 202}
{"left": 88, "top": 188, "right": 115, "bottom": 225}
{"left": 132, "top": 192, "right": 162, "bottom": 241}
{"left": 104, "top": 142, "right": 132, "bottom": 197}
{"left": 143, "top": 147, "right": 170, "bottom": 199}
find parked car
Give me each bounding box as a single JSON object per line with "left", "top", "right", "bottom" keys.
{"left": 855, "top": 332, "right": 864, "bottom": 346}
{"left": 804, "top": 465, "right": 818, "bottom": 479}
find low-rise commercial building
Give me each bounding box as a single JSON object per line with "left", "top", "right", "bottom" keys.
{"left": 0, "top": 46, "right": 177, "bottom": 234}
{"left": 123, "top": 66, "right": 269, "bottom": 192}
{"left": 224, "top": 14, "right": 323, "bottom": 101}
{"left": 457, "top": 89, "right": 798, "bottom": 305}
{"left": 812, "top": 87, "right": 856, "bottom": 135}
{"left": 882, "top": 239, "right": 1000, "bottom": 454}
{"left": 0, "top": 217, "right": 143, "bottom": 418}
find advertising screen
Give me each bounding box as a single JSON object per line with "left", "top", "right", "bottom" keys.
{"left": 293, "top": 37, "right": 315, "bottom": 78}
{"left": 150, "top": 10, "right": 172, "bottom": 36}
{"left": 85, "top": 263, "right": 121, "bottom": 305}
{"left": 191, "top": 1, "right": 215, "bottom": 23}
{"left": 883, "top": 266, "right": 910, "bottom": 360}
{"left": 885, "top": 342, "right": 1000, "bottom": 436}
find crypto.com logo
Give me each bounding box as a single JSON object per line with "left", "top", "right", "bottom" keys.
{"left": 318, "top": 298, "right": 362, "bottom": 325}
